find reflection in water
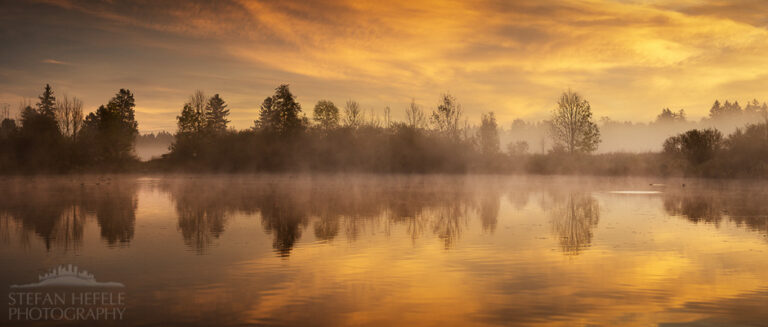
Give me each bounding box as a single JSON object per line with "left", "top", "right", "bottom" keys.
{"left": 1, "top": 176, "right": 768, "bottom": 326}
{"left": 159, "top": 176, "right": 500, "bottom": 255}
{"left": 480, "top": 189, "right": 500, "bottom": 233}
{"left": 549, "top": 193, "right": 600, "bottom": 255}
{"left": 0, "top": 177, "right": 137, "bottom": 250}
{"left": 92, "top": 184, "right": 136, "bottom": 245}
{"left": 163, "top": 180, "right": 229, "bottom": 254}
{"left": 663, "top": 189, "right": 768, "bottom": 235}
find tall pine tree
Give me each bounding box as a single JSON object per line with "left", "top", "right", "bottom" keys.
{"left": 205, "top": 94, "right": 229, "bottom": 132}
{"left": 37, "top": 84, "right": 57, "bottom": 119}
{"left": 255, "top": 84, "right": 303, "bottom": 135}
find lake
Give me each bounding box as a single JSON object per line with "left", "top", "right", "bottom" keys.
{"left": 1, "top": 175, "right": 766, "bottom": 326}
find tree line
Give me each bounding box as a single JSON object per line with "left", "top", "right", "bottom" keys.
{"left": 0, "top": 84, "right": 139, "bottom": 172}
{"left": 3, "top": 83, "right": 768, "bottom": 177}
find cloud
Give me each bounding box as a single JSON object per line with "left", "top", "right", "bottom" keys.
{"left": 41, "top": 59, "right": 73, "bottom": 65}
{"left": 4, "top": 0, "right": 768, "bottom": 131}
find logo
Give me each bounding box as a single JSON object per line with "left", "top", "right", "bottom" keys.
{"left": 8, "top": 264, "right": 126, "bottom": 321}
{"left": 11, "top": 264, "right": 124, "bottom": 289}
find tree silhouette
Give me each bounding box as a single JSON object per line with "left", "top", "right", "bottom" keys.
{"left": 405, "top": 99, "right": 427, "bottom": 129}
{"left": 177, "top": 103, "right": 199, "bottom": 134}
{"left": 80, "top": 89, "right": 139, "bottom": 166}
{"left": 550, "top": 90, "right": 600, "bottom": 153}
{"left": 343, "top": 99, "right": 362, "bottom": 128}
{"left": 56, "top": 95, "right": 84, "bottom": 139}
{"left": 313, "top": 99, "right": 339, "bottom": 130}
{"left": 478, "top": 112, "right": 500, "bottom": 156}
{"left": 255, "top": 84, "right": 305, "bottom": 135}
{"left": 37, "top": 84, "right": 57, "bottom": 121}
{"left": 205, "top": 94, "right": 229, "bottom": 132}
{"left": 655, "top": 108, "right": 686, "bottom": 124}
{"left": 431, "top": 93, "right": 462, "bottom": 138}
{"left": 663, "top": 128, "right": 722, "bottom": 165}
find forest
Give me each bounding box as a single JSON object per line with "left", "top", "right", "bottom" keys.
{"left": 2, "top": 83, "right": 768, "bottom": 178}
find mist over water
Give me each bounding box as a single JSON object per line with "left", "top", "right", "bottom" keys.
{"left": 1, "top": 175, "right": 767, "bottom": 326}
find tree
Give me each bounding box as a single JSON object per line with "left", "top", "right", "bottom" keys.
{"left": 405, "top": 99, "right": 426, "bottom": 129}
{"left": 37, "top": 84, "right": 57, "bottom": 120}
{"left": 431, "top": 93, "right": 462, "bottom": 137}
{"left": 81, "top": 89, "right": 139, "bottom": 165}
{"left": 205, "top": 94, "right": 229, "bottom": 132}
{"left": 313, "top": 100, "right": 339, "bottom": 130}
{"left": 507, "top": 140, "right": 529, "bottom": 156}
{"left": 177, "top": 103, "right": 199, "bottom": 134}
{"left": 710, "top": 100, "right": 743, "bottom": 119}
{"left": 255, "top": 84, "right": 304, "bottom": 135}
{"left": 550, "top": 90, "right": 600, "bottom": 153}
{"left": 188, "top": 90, "right": 207, "bottom": 133}
{"left": 663, "top": 128, "right": 722, "bottom": 165}
{"left": 709, "top": 100, "right": 722, "bottom": 118}
{"left": 56, "top": 95, "right": 84, "bottom": 139}
{"left": 343, "top": 100, "right": 362, "bottom": 128}
{"left": 655, "top": 108, "right": 685, "bottom": 124}
{"left": 478, "top": 112, "right": 500, "bottom": 156}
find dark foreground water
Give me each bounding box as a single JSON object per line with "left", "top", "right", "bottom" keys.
{"left": 0, "top": 175, "right": 766, "bottom": 326}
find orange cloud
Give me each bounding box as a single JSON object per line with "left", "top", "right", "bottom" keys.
{"left": 6, "top": 0, "right": 768, "bottom": 131}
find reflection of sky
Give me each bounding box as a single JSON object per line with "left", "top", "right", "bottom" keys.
{"left": 4, "top": 1, "right": 768, "bottom": 132}
{"left": 0, "top": 175, "right": 766, "bottom": 325}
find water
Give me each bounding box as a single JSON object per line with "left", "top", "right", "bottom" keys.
{"left": 1, "top": 175, "right": 767, "bottom": 326}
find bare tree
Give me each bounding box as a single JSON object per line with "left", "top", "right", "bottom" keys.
{"left": 343, "top": 100, "right": 362, "bottom": 128}
{"left": 550, "top": 90, "right": 600, "bottom": 153}
{"left": 367, "top": 110, "right": 382, "bottom": 128}
{"left": 431, "top": 93, "right": 462, "bottom": 137}
{"left": 383, "top": 105, "right": 391, "bottom": 128}
{"left": 0, "top": 103, "right": 10, "bottom": 121}
{"left": 56, "top": 95, "right": 84, "bottom": 139}
{"left": 189, "top": 90, "right": 207, "bottom": 133}
{"left": 405, "top": 99, "right": 426, "bottom": 129}
{"left": 71, "top": 97, "right": 83, "bottom": 139}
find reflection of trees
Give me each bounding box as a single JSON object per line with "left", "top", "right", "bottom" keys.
{"left": 164, "top": 181, "right": 229, "bottom": 254}
{"left": 161, "top": 176, "right": 504, "bottom": 256}
{"left": 550, "top": 193, "right": 600, "bottom": 255}
{"left": 0, "top": 178, "right": 137, "bottom": 250}
{"left": 256, "top": 186, "right": 308, "bottom": 257}
{"left": 506, "top": 189, "right": 531, "bottom": 211}
{"left": 313, "top": 215, "right": 339, "bottom": 242}
{"left": 89, "top": 185, "right": 136, "bottom": 246}
{"left": 663, "top": 191, "right": 768, "bottom": 235}
{"left": 178, "top": 208, "right": 226, "bottom": 254}
{"left": 480, "top": 193, "right": 500, "bottom": 233}
{"left": 431, "top": 203, "right": 467, "bottom": 249}
{"left": 663, "top": 194, "right": 721, "bottom": 225}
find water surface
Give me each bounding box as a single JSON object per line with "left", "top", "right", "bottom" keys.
{"left": 1, "top": 175, "right": 766, "bottom": 326}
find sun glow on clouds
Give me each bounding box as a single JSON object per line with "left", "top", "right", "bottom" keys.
{"left": 3, "top": 0, "right": 768, "bottom": 131}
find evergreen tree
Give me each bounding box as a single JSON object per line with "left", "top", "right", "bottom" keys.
{"left": 80, "top": 89, "right": 139, "bottom": 166}
{"left": 709, "top": 100, "right": 722, "bottom": 118}
{"left": 37, "top": 84, "right": 57, "bottom": 120}
{"left": 177, "top": 103, "right": 200, "bottom": 134}
{"left": 255, "top": 84, "right": 303, "bottom": 135}
{"left": 205, "top": 94, "right": 229, "bottom": 132}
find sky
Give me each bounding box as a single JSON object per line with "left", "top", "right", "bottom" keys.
{"left": 2, "top": 0, "right": 768, "bottom": 133}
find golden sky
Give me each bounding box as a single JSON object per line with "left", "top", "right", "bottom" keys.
{"left": 2, "top": 0, "right": 768, "bottom": 132}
